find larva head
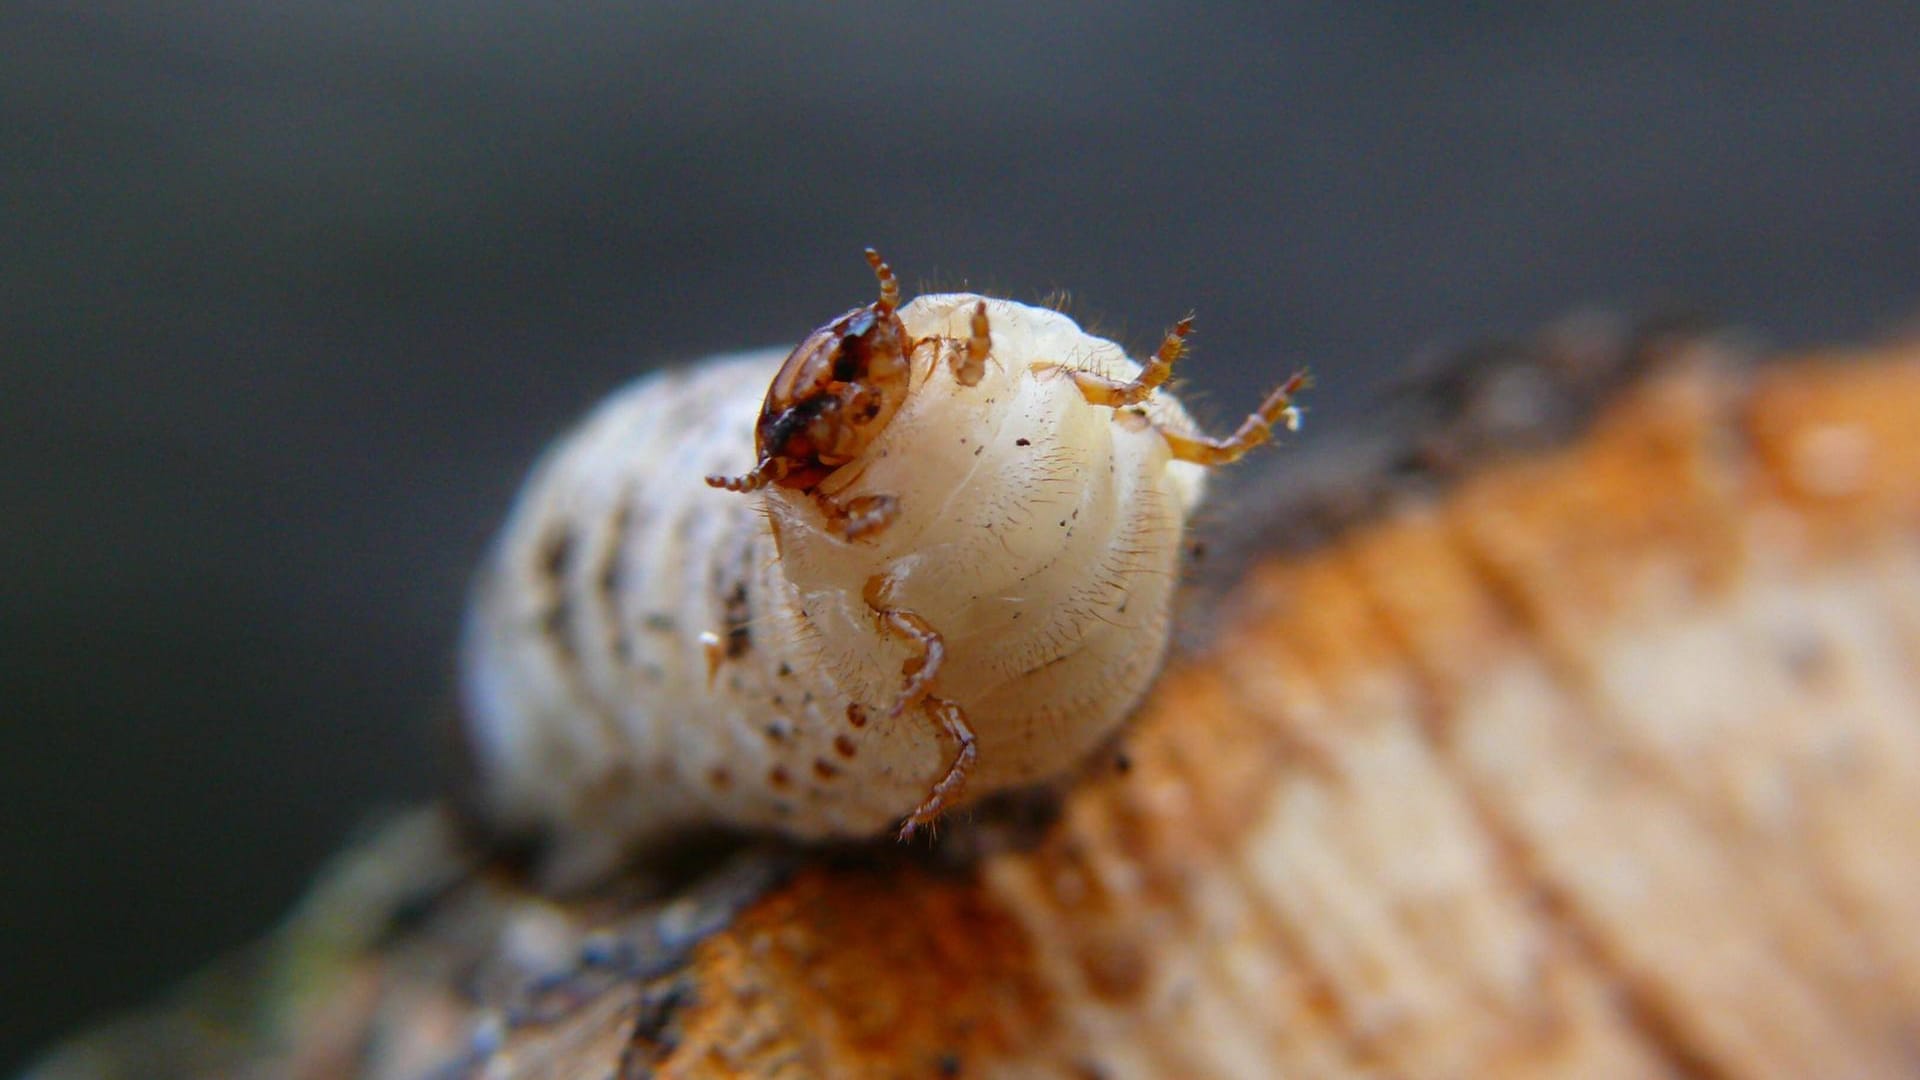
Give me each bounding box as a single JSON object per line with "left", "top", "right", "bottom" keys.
{"left": 706, "top": 249, "right": 914, "bottom": 494}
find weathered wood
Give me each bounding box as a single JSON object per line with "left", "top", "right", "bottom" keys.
{"left": 30, "top": 330, "right": 1920, "bottom": 1079}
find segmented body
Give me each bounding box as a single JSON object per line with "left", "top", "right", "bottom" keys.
{"left": 461, "top": 267, "right": 1305, "bottom": 885}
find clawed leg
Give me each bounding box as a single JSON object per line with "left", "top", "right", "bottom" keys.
{"left": 1160, "top": 368, "right": 1311, "bottom": 465}
{"left": 863, "top": 574, "right": 979, "bottom": 839}
{"left": 1057, "top": 316, "right": 1194, "bottom": 407}
{"left": 898, "top": 698, "right": 976, "bottom": 840}
{"left": 1049, "top": 314, "right": 1310, "bottom": 466}
{"left": 818, "top": 492, "right": 899, "bottom": 540}
{"left": 862, "top": 575, "right": 941, "bottom": 715}
{"left": 950, "top": 301, "right": 991, "bottom": 387}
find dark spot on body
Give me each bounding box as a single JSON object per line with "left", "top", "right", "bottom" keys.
{"left": 936, "top": 1052, "right": 962, "bottom": 1077}
{"left": 708, "top": 767, "right": 732, "bottom": 790}
{"left": 812, "top": 759, "right": 839, "bottom": 780}
{"left": 846, "top": 704, "right": 868, "bottom": 728}
{"left": 723, "top": 581, "right": 752, "bottom": 658}
{"left": 974, "top": 446, "right": 983, "bottom": 456}
{"left": 764, "top": 721, "right": 790, "bottom": 741}
{"left": 594, "top": 504, "right": 640, "bottom": 668}
{"left": 596, "top": 501, "right": 633, "bottom": 603}
{"left": 1016, "top": 437, "right": 1031, "bottom": 447}
{"left": 540, "top": 603, "right": 573, "bottom": 656}
{"left": 833, "top": 734, "right": 858, "bottom": 758}
{"left": 768, "top": 766, "right": 792, "bottom": 790}
{"left": 777, "top": 662, "right": 793, "bottom": 678}
{"left": 1114, "top": 751, "right": 1132, "bottom": 774}
{"left": 644, "top": 612, "right": 677, "bottom": 633}
{"left": 534, "top": 531, "right": 582, "bottom": 661}
{"left": 538, "top": 530, "right": 574, "bottom": 583}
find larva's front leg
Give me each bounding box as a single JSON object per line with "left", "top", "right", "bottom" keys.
{"left": 950, "top": 301, "right": 992, "bottom": 388}
{"left": 1158, "top": 369, "right": 1311, "bottom": 465}
{"left": 862, "top": 574, "right": 979, "bottom": 839}
{"left": 1051, "top": 316, "right": 1311, "bottom": 466}
{"left": 1050, "top": 315, "right": 1194, "bottom": 407}
{"left": 818, "top": 492, "right": 900, "bottom": 541}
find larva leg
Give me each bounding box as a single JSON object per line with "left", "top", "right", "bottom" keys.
{"left": 863, "top": 575, "right": 942, "bottom": 715}
{"left": 819, "top": 492, "right": 899, "bottom": 541}
{"left": 1160, "top": 369, "right": 1312, "bottom": 465}
{"left": 862, "top": 575, "right": 979, "bottom": 839}
{"left": 898, "top": 697, "right": 977, "bottom": 840}
{"left": 950, "top": 301, "right": 991, "bottom": 387}
{"left": 1054, "top": 316, "right": 1194, "bottom": 407}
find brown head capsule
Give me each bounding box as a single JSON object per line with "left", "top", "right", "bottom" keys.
{"left": 705, "top": 249, "right": 913, "bottom": 496}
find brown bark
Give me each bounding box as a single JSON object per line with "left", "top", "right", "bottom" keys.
{"left": 32, "top": 329, "right": 1920, "bottom": 1079}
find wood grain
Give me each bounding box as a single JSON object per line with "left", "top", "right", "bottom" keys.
{"left": 30, "top": 334, "right": 1920, "bottom": 1079}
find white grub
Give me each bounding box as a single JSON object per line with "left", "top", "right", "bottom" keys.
{"left": 459, "top": 252, "right": 1306, "bottom": 885}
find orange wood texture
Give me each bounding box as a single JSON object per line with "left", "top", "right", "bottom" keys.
{"left": 30, "top": 342, "right": 1920, "bottom": 1079}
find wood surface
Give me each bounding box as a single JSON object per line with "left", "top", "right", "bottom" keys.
{"left": 30, "top": 327, "right": 1920, "bottom": 1079}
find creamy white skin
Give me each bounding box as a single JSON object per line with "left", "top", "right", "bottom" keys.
{"left": 462, "top": 295, "right": 1208, "bottom": 882}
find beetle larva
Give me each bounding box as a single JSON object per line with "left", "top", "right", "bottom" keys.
{"left": 459, "top": 250, "right": 1307, "bottom": 883}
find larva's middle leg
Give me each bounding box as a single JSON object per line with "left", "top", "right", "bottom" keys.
{"left": 1160, "top": 369, "right": 1311, "bottom": 465}
{"left": 898, "top": 698, "right": 977, "bottom": 841}
{"left": 863, "top": 575, "right": 942, "bottom": 716}
{"left": 863, "top": 575, "right": 979, "bottom": 839}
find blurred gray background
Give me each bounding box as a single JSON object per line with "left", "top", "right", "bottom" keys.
{"left": 5, "top": 2, "right": 1918, "bottom": 1068}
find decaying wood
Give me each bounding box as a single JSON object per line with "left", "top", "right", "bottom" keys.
{"left": 30, "top": 325, "right": 1920, "bottom": 1079}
